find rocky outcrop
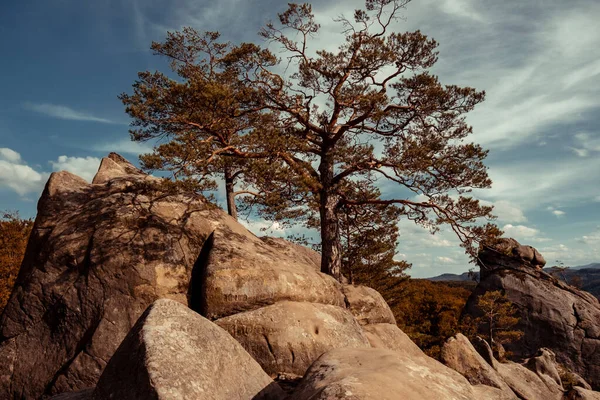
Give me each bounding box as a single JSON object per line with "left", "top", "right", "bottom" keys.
{"left": 464, "top": 238, "right": 600, "bottom": 389}
{"left": 91, "top": 299, "right": 283, "bottom": 400}
{"left": 288, "top": 347, "right": 478, "bottom": 400}
{"left": 215, "top": 301, "right": 370, "bottom": 376}
{"left": 496, "top": 361, "right": 564, "bottom": 400}
{"left": 0, "top": 153, "right": 343, "bottom": 398}
{"left": 566, "top": 387, "right": 600, "bottom": 400}
{"left": 201, "top": 226, "right": 345, "bottom": 320}
{"left": 341, "top": 284, "right": 396, "bottom": 326}
{"left": 361, "top": 323, "right": 423, "bottom": 357}
{"left": 441, "top": 334, "right": 515, "bottom": 396}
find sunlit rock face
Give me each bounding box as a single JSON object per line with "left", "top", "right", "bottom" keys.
{"left": 464, "top": 238, "right": 600, "bottom": 389}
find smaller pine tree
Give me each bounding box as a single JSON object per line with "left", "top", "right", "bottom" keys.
{"left": 475, "top": 290, "right": 523, "bottom": 358}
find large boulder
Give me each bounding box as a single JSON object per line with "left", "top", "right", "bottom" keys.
{"left": 201, "top": 227, "right": 345, "bottom": 320}
{"left": 341, "top": 284, "right": 396, "bottom": 326}
{"left": 464, "top": 238, "right": 600, "bottom": 389}
{"left": 288, "top": 347, "right": 481, "bottom": 400}
{"left": 91, "top": 299, "right": 283, "bottom": 400}
{"left": 566, "top": 387, "right": 600, "bottom": 400}
{"left": 215, "top": 301, "right": 370, "bottom": 376}
{"left": 496, "top": 361, "right": 564, "bottom": 400}
{"left": 0, "top": 153, "right": 336, "bottom": 398}
{"left": 441, "top": 334, "right": 515, "bottom": 396}
{"left": 361, "top": 323, "right": 423, "bottom": 357}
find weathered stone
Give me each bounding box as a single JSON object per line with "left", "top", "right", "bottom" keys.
{"left": 260, "top": 237, "right": 321, "bottom": 271}
{"left": 0, "top": 153, "right": 325, "bottom": 398}
{"left": 465, "top": 237, "right": 600, "bottom": 389}
{"left": 441, "top": 334, "right": 515, "bottom": 396}
{"left": 472, "top": 336, "right": 498, "bottom": 369}
{"left": 91, "top": 299, "right": 283, "bottom": 400}
{"left": 215, "top": 301, "right": 370, "bottom": 376}
{"left": 341, "top": 284, "right": 396, "bottom": 326}
{"left": 471, "top": 385, "right": 517, "bottom": 400}
{"left": 524, "top": 348, "right": 563, "bottom": 389}
{"left": 91, "top": 152, "right": 146, "bottom": 184}
{"left": 566, "top": 387, "right": 600, "bottom": 400}
{"left": 202, "top": 227, "right": 345, "bottom": 320}
{"left": 49, "top": 389, "right": 93, "bottom": 399}
{"left": 288, "top": 348, "right": 479, "bottom": 400}
{"left": 361, "top": 323, "right": 422, "bottom": 357}
{"left": 496, "top": 361, "right": 563, "bottom": 400}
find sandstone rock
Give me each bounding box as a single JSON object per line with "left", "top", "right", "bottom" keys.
{"left": 91, "top": 299, "right": 283, "bottom": 400}
{"left": 49, "top": 389, "right": 93, "bottom": 399}
{"left": 472, "top": 336, "right": 498, "bottom": 369}
{"left": 202, "top": 226, "right": 345, "bottom": 320}
{"left": 496, "top": 361, "right": 563, "bottom": 400}
{"left": 260, "top": 236, "right": 321, "bottom": 270}
{"left": 465, "top": 237, "right": 600, "bottom": 389}
{"left": 341, "top": 284, "right": 396, "bottom": 325}
{"left": 441, "top": 334, "right": 515, "bottom": 396}
{"left": 288, "top": 347, "right": 479, "bottom": 400}
{"left": 566, "top": 387, "right": 600, "bottom": 400}
{"left": 471, "top": 385, "right": 517, "bottom": 400}
{"left": 92, "top": 152, "right": 147, "bottom": 184}
{"left": 524, "top": 348, "right": 563, "bottom": 389}
{"left": 0, "top": 153, "right": 326, "bottom": 398}
{"left": 361, "top": 323, "right": 422, "bottom": 357}
{"left": 215, "top": 301, "right": 370, "bottom": 376}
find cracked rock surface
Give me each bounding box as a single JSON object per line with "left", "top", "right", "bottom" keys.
{"left": 464, "top": 238, "right": 600, "bottom": 389}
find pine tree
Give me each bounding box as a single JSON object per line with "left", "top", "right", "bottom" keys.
{"left": 475, "top": 290, "right": 523, "bottom": 351}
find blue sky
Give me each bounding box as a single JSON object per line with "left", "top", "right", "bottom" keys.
{"left": 1, "top": 0, "right": 599, "bottom": 277}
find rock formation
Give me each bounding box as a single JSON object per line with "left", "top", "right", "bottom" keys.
{"left": 464, "top": 238, "right": 600, "bottom": 389}
{"left": 2, "top": 154, "right": 600, "bottom": 399}
{"left": 91, "top": 299, "right": 283, "bottom": 400}
{"left": 0, "top": 153, "right": 347, "bottom": 398}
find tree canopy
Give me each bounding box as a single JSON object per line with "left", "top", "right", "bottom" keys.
{"left": 121, "top": 0, "right": 500, "bottom": 281}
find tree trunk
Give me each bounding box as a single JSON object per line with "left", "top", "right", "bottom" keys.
{"left": 224, "top": 166, "right": 238, "bottom": 220}
{"left": 319, "top": 151, "right": 342, "bottom": 281}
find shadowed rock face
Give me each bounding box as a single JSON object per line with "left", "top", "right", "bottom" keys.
{"left": 464, "top": 238, "right": 600, "bottom": 389}
{"left": 0, "top": 153, "right": 343, "bottom": 399}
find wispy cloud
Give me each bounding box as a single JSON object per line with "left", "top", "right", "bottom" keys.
{"left": 25, "top": 103, "right": 118, "bottom": 124}
{"left": 92, "top": 138, "right": 154, "bottom": 156}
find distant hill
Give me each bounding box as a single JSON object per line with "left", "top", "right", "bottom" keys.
{"left": 426, "top": 262, "right": 600, "bottom": 298}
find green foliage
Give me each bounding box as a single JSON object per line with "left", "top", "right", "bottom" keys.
{"left": 121, "top": 0, "right": 501, "bottom": 279}
{"left": 474, "top": 290, "right": 523, "bottom": 352}
{"left": 0, "top": 211, "right": 33, "bottom": 314}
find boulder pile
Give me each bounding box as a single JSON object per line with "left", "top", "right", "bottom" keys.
{"left": 0, "top": 153, "right": 598, "bottom": 399}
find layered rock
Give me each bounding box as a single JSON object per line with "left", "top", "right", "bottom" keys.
{"left": 215, "top": 301, "right": 370, "bottom": 376}
{"left": 464, "top": 238, "right": 600, "bottom": 388}
{"left": 201, "top": 227, "right": 345, "bottom": 320}
{"left": 91, "top": 299, "right": 283, "bottom": 400}
{"left": 0, "top": 153, "right": 344, "bottom": 398}
{"left": 441, "top": 334, "right": 515, "bottom": 396}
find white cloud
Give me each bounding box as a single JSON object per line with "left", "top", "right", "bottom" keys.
{"left": 25, "top": 103, "right": 118, "bottom": 124}
{"left": 0, "top": 149, "right": 48, "bottom": 195}
{"left": 49, "top": 156, "right": 101, "bottom": 183}
{"left": 0, "top": 148, "right": 22, "bottom": 163}
{"left": 239, "top": 219, "right": 287, "bottom": 237}
{"left": 437, "top": 256, "right": 457, "bottom": 264}
{"left": 439, "top": 0, "right": 484, "bottom": 22}
{"left": 546, "top": 206, "right": 566, "bottom": 217}
{"left": 481, "top": 200, "right": 526, "bottom": 223}
{"left": 571, "top": 132, "right": 600, "bottom": 157}
{"left": 502, "top": 224, "right": 539, "bottom": 239}
{"left": 92, "top": 139, "right": 154, "bottom": 156}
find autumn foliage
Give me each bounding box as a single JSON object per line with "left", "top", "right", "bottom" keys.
{"left": 0, "top": 212, "right": 33, "bottom": 314}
